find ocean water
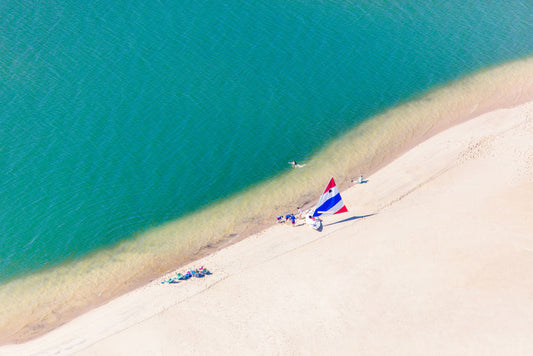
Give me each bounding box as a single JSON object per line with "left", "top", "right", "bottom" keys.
{"left": 1, "top": 0, "right": 533, "bottom": 342}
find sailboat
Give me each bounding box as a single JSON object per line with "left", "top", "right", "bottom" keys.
{"left": 306, "top": 177, "right": 348, "bottom": 230}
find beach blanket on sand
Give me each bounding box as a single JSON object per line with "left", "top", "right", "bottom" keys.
{"left": 161, "top": 267, "right": 211, "bottom": 284}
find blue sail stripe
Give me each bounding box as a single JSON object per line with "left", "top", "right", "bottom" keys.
{"left": 313, "top": 193, "right": 342, "bottom": 217}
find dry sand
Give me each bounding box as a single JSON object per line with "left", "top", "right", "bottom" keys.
{"left": 1, "top": 101, "right": 532, "bottom": 356}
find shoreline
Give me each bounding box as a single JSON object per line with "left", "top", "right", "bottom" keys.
{"left": 3, "top": 97, "right": 531, "bottom": 355}
{"left": 1, "top": 57, "right": 533, "bottom": 347}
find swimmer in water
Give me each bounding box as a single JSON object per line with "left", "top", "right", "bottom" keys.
{"left": 288, "top": 160, "right": 305, "bottom": 168}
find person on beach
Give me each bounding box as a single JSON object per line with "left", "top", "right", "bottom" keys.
{"left": 277, "top": 215, "right": 285, "bottom": 223}
{"left": 199, "top": 266, "right": 211, "bottom": 275}
{"left": 290, "top": 214, "right": 296, "bottom": 226}
{"left": 351, "top": 174, "right": 364, "bottom": 184}
{"left": 297, "top": 207, "right": 303, "bottom": 219}
{"left": 284, "top": 214, "right": 294, "bottom": 226}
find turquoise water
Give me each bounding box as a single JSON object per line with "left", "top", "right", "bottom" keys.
{"left": 1, "top": 0, "right": 532, "bottom": 285}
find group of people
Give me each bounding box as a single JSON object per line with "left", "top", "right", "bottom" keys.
{"left": 276, "top": 208, "right": 324, "bottom": 231}
{"left": 277, "top": 213, "right": 296, "bottom": 226}
{"left": 276, "top": 207, "right": 304, "bottom": 226}
{"left": 161, "top": 266, "right": 211, "bottom": 284}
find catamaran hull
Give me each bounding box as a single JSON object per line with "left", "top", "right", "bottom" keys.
{"left": 306, "top": 216, "right": 322, "bottom": 231}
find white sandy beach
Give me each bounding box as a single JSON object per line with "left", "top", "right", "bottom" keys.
{"left": 2, "top": 100, "right": 532, "bottom": 355}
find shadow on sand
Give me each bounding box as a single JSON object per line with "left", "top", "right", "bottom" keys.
{"left": 324, "top": 214, "right": 375, "bottom": 227}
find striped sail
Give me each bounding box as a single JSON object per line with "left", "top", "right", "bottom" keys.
{"left": 312, "top": 177, "right": 348, "bottom": 217}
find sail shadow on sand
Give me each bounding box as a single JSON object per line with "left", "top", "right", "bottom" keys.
{"left": 324, "top": 214, "right": 375, "bottom": 227}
